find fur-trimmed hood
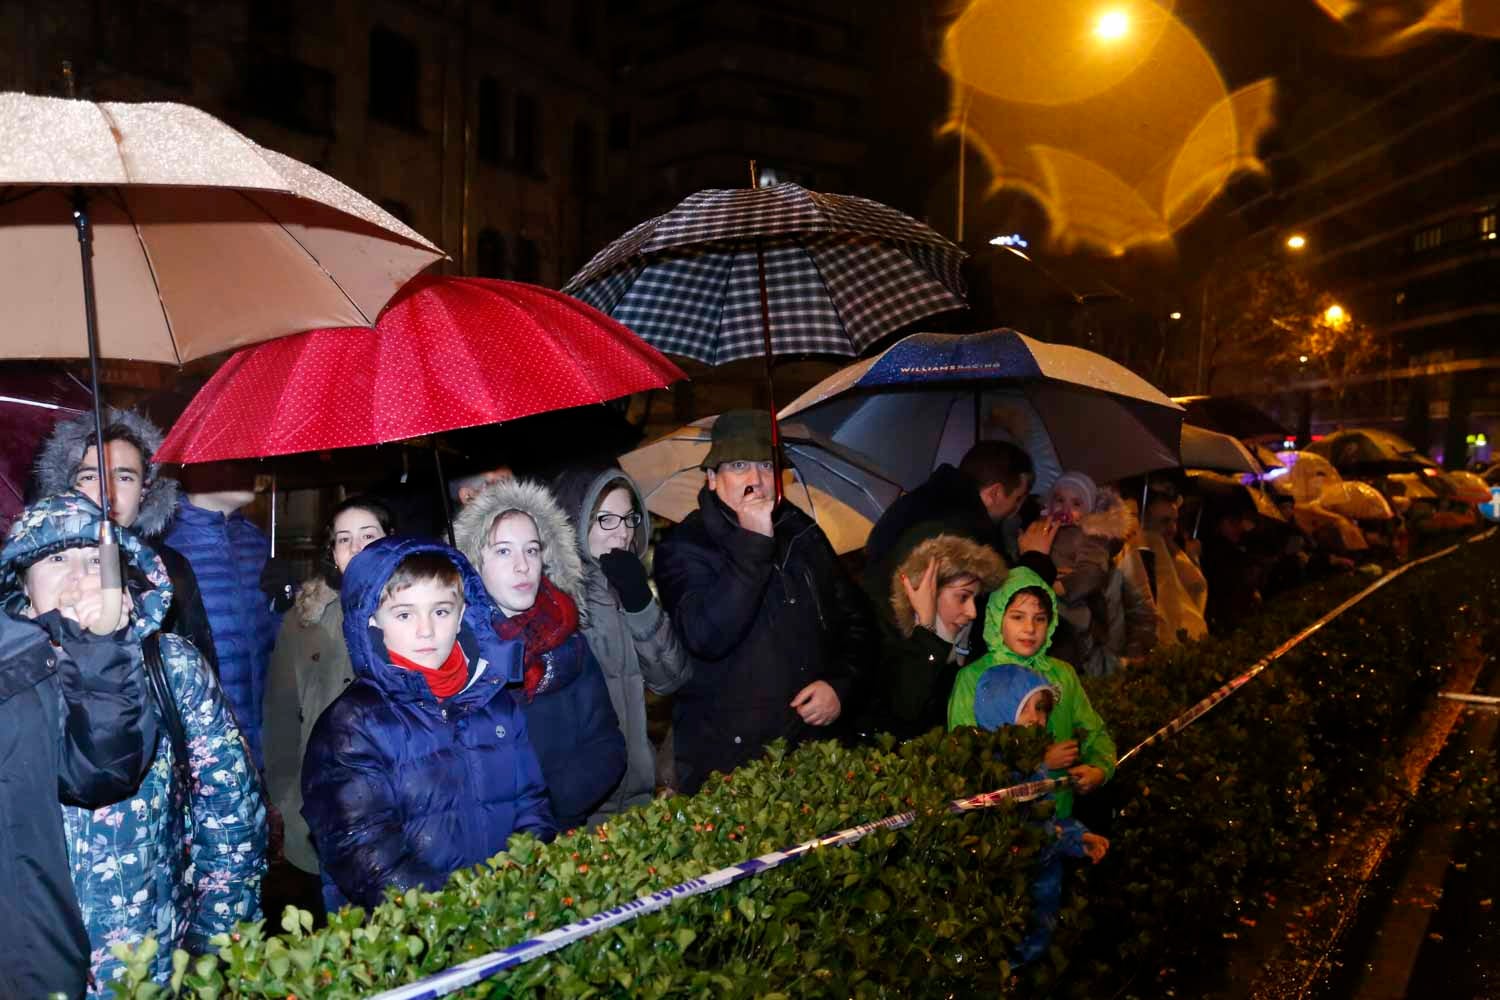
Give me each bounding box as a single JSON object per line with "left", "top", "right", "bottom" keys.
{"left": 452, "top": 477, "right": 588, "bottom": 614}
{"left": 32, "top": 407, "right": 181, "bottom": 539}
{"left": 890, "top": 533, "right": 1007, "bottom": 638}
{"left": 293, "top": 575, "right": 340, "bottom": 627}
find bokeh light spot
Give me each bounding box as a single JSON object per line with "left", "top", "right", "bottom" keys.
{"left": 1095, "top": 9, "right": 1131, "bottom": 41}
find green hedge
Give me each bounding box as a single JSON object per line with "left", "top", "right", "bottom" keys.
{"left": 110, "top": 534, "right": 1500, "bottom": 999}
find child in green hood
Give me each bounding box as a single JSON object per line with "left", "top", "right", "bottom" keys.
{"left": 948, "top": 566, "right": 1116, "bottom": 819}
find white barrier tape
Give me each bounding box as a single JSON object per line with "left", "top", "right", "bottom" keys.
{"left": 368, "top": 777, "right": 1067, "bottom": 1000}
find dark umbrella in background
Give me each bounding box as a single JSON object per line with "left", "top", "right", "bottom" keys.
{"left": 1172, "top": 395, "right": 1290, "bottom": 442}
{"left": 563, "top": 179, "right": 967, "bottom": 499}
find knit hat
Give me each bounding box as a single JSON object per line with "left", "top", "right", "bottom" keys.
{"left": 1049, "top": 470, "right": 1099, "bottom": 514}
{"left": 702, "top": 410, "right": 777, "bottom": 470}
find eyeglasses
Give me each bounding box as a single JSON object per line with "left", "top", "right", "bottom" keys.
{"left": 595, "top": 511, "right": 644, "bottom": 531}
{"left": 724, "top": 460, "right": 775, "bottom": 474}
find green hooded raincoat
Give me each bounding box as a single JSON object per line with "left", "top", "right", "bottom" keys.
{"left": 948, "top": 566, "right": 1117, "bottom": 818}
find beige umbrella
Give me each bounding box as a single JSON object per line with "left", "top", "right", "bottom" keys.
{"left": 620, "top": 416, "right": 906, "bottom": 555}
{"left": 0, "top": 91, "right": 444, "bottom": 628}
{"left": 0, "top": 92, "right": 443, "bottom": 363}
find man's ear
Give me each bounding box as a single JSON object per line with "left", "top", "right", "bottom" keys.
{"left": 458, "top": 485, "right": 479, "bottom": 506}
{"left": 705, "top": 469, "right": 718, "bottom": 491}
{"left": 368, "top": 615, "right": 378, "bottom": 627}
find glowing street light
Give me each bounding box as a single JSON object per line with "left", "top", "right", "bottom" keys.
{"left": 1094, "top": 9, "right": 1130, "bottom": 42}
{"left": 1323, "top": 303, "right": 1348, "bottom": 326}
{"left": 1169, "top": 311, "right": 1182, "bottom": 320}
{"left": 1299, "top": 355, "right": 1309, "bottom": 364}
{"left": 1286, "top": 234, "right": 1307, "bottom": 250}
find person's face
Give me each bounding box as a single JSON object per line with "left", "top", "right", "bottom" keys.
{"left": 371, "top": 579, "right": 463, "bottom": 671}
{"left": 934, "top": 575, "right": 981, "bottom": 641}
{"left": 331, "top": 507, "right": 387, "bottom": 574}
{"left": 1144, "top": 497, "right": 1179, "bottom": 537}
{"left": 74, "top": 440, "right": 145, "bottom": 528}
{"left": 707, "top": 460, "right": 775, "bottom": 514}
{"left": 1218, "top": 514, "right": 1256, "bottom": 545}
{"left": 1001, "top": 593, "right": 1050, "bottom": 658}
{"left": 481, "top": 512, "right": 542, "bottom": 615}
{"left": 1049, "top": 484, "right": 1090, "bottom": 525}
{"left": 980, "top": 477, "right": 1029, "bottom": 522}
{"left": 23, "top": 545, "right": 102, "bottom": 620}
{"left": 1015, "top": 689, "right": 1052, "bottom": 728}
{"left": 588, "top": 486, "right": 638, "bottom": 559}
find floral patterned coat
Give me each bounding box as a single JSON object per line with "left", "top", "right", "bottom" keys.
{"left": 0, "top": 492, "right": 268, "bottom": 996}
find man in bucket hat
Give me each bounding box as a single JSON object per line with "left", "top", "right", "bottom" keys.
{"left": 653, "top": 410, "right": 873, "bottom": 793}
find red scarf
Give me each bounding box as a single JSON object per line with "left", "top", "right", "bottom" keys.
{"left": 389, "top": 641, "right": 470, "bottom": 700}
{"left": 493, "top": 577, "right": 578, "bottom": 701}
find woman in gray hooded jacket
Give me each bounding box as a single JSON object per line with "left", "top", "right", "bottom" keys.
{"left": 552, "top": 464, "right": 692, "bottom": 819}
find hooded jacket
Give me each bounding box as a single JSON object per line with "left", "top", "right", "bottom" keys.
{"left": 862, "top": 534, "right": 1007, "bottom": 742}
{"left": 551, "top": 464, "right": 692, "bottom": 820}
{"left": 263, "top": 576, "right": 349, "bottom": 873}
{"left": 1049, "top": 510, "right": 1160, "bottom": 679}
{"left": 301, "top": 536, "right": 555, "bottom": 910}
{"left": 0, "top": 495, "right": 159, "bottom": 1000}
{"left": 33, "top": 406, "right": 217, "bottom": 671}
{"left": 1, "top": 492, "right": 265, "bottom": 996}
{"left": 653, "top": 486, "right": 873, "bottom": 793}
{"left": 164, "top": 498, "right": 279, "bottom": 766}
{"left": 454, "top": 478, "right": 627, "bottom": 830}
{"left": 948, "top": 566, "right": 1117, "bottom": 819}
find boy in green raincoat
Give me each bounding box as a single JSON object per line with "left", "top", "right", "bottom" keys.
{"left": 948, "top": 566, "right": 1116, "bottom": 818}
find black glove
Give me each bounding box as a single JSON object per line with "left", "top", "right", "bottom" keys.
{"left": 598, "top": 550, "right": 653, "bottom": 613}
{"left": 260, "top": 557, "right": 299, "bottom": 614}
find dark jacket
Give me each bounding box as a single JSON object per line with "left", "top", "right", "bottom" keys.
{"left": 515, "top": 632, "right": 626, "bottom": 830}
{"left": 551, "top": 464, "right": 691, "bottom": 821}
{"left": 861, "top": 463, "right": 1056, "bottom": 604}
{"left": 31, "top": 405, "right": 217, "bottom": 672}
{"left": 654, "top": 487, "right": 873, "bottom": 793}
{"left": 164, "top": 500, "right": 279, "bottom": 766}
{"left": 452, "top": 477, "right": 628, "bottom": 831}
{"left": 0, "top": 493, "right": 162, "bottom": 999}
{"left": 301, "top": 536, "right": 555, "bottom": 911}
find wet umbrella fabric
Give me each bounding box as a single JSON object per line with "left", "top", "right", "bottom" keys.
{"left": 562, "top": 182, "right": 967, "bottom": 364}
{"left": 1173, "top": 395, "right": 1289, "bottom": 442}
{"left": 777, "top": 329, "right": 1183, "bottom": 495}
{"left": 156, "top": 277, "right": 687, "bottom": 463}
{"left": 1180, "top": 424, "right": 1274, "bottom": 477}
{"left": 1305, "top": 428, "right": 1437, "bottom": 476}
{"left": 619, "top": 416, "right": 905, "bottom": 555}
{"left": 0, "top": 92, "right": 444, "bottom": 364}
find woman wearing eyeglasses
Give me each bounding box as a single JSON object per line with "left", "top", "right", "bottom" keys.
{"left": 551, "top": 465, "right": 692, "bottom": 818}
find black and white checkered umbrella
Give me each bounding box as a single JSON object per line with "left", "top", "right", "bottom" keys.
{"left": 563, "top": 183, "right": 967, "bottom": 364}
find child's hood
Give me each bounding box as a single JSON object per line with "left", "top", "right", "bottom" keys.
{"left": 340, "top": 535, "right": 523, "bottom": 697}
{"left": 973, "top": 663, "right": 1057, "bottom": 730}
{"left": 452, "top": 477, "right": 588, "bottom": 613}
{"left": 981, "top": 565, "right": 1059, "bottom": 664}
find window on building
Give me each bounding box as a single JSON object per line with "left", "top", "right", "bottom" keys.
{"left": 102, "top": 1, "right": 192, "bottom": 87}
{"left": 476, "top": 228, "right": 507, "bottom": 278}
{"left": 514, "top": 93, "right": 541, "bottom": 174}
{"left": 478, "top": 77, "right": 504, "bottom": 164}
{"left": 369, "top": 26, "right": 421, "bottom": 130}
{"left": 1413, "top": 225, "right": 1442, "bottom": 253}
{"left": 1481, "top": 212, "right": 1497, "bottom": 241}
{"left": 515, "top": 236, "right": 541, "bottom": 282}
{"left": 572, "top": 121, "right": 597, "bottom": 194}
{"left": 608, "top": 111, "right": 632, "bottom": 150}
{"left": 378, "top": 199, "right": 413, "bottom": 226}
{"left": 244, "top": 55, "right": 336, "bottom": 136}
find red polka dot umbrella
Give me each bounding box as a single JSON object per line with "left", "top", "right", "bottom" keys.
{"left": 155, "top": 276, "right": 687, "bottom": 464}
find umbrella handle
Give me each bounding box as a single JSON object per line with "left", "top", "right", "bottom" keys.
{"left": 89, "top": 522, "right": 124, "bottom": 636}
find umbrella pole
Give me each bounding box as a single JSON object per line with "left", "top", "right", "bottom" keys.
{"left": 432, "top": 445, "right": 456, "bottom": 547}
{"left": 71, "top": 187, "right": 123, "bottom": 635}
{"left": 748, "top": 160, "right": 784, "bottom": 504}
{"left": 268, "top": 472, "right": 277, "bottom": 559}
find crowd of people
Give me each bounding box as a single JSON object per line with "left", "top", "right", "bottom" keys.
{"left": 4, "top": 401, "right": 1458, "bottom": 996}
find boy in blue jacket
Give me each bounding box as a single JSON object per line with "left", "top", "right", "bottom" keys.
{"left": 973, "top": 663, "right": 1108, "bottom": 964}
{"left": 302, "top": 537, "right": 555, "bottom": 910}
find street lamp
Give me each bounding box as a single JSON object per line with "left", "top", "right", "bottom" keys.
{"left": 1323, "top": 303, "right": 1348, "bottom": 326}
{"left": 1286, "top": 234, "right": 1308, "bottom": 251}
{"left": 1169, "top": 311, "right": 1182, "bottom": 320}
{"left": 1094, "top": 9, "right": 1130, "bottom": 42}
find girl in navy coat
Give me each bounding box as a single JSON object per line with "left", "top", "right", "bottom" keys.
{"left": 455, "top": 478, "right": 627, "bottom": 831}
{"left": 301, "top": 537, "right": 555, "bottom": 910}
